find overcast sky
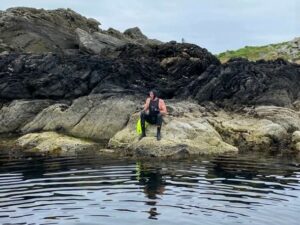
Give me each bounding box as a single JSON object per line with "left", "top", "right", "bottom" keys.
{"left": 0, "top": 0, "right": 299, "bottom": 53}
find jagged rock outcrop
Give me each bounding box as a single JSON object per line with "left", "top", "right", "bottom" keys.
{"left": 0, "top": 7, "right": 100, "bottom": 54}
{"left": 184, "top": 58, "right": 300, "bottom": 107}
{"left": 75, "top": 28, "right": 126, "bottom": 54}
{"left": 0, "top": 42, "right": 219, "bottom": 100}
{"left": 76, "top": 27, "right": 163, "bottom": 54}
{"left": 0, "top": 7, "right": 161, "bottom": 55}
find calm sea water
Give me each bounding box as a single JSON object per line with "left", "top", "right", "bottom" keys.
{"left": 0, "top": 147, "right": 299, "bottom": 225}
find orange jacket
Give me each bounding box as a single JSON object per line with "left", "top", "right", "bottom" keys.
{"left": 144, "top": 97, "right": 167, "bottom": 115}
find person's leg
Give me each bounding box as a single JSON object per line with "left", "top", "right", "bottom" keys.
{"left": 140, "top": 111, "right": 147, "bottom": 139}
{"left": 139, "top": 112, "right": 153, "bottom": 140}
{"left": 156, "top": 113, "right": 163, "bottom": 141}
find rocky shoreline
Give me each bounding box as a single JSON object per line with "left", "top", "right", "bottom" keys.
{"left": 1, "top": 7, "right": 300, "bottom": 158}
{"left": 2, "top": 96, "right": 300, "bottom": 158}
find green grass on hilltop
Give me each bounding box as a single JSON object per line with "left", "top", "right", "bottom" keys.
{"left": 217, "top": 41, "right": 298, "bottom": 63}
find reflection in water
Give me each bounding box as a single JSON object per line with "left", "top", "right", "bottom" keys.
{"left": 136, "top": 162, "right": 166, "bottom": 219}
{"left": 136, "top": 162, "right": 165, "bottom": 198}
{"left": 0, "top": 148, "right": 299, "bottom": 225}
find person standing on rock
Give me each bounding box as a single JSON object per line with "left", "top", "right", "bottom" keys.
{"left": 139, "top": 90, "right": 167, "bottom": 141}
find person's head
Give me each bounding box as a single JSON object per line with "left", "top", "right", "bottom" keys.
{"left": 149, "top": 90, "right": 158, "bottom": 100}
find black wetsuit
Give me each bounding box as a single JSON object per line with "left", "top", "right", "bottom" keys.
{"left": 141, "top": 99, "right": 162, "bottom": 127}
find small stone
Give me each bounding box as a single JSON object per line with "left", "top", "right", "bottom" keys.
{"left": 295, "top": 142, "right": 300, "bottom": 151}
{"left": 292, "top": 131, "right": 300, "bottom": 143}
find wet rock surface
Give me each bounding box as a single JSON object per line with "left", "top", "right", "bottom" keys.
{"left": 16, "top": 131, "right": 99, "bottom": 155}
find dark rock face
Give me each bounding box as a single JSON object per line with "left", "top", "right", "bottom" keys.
{"left": 184, "top": 58, "right": 300, "bottom": 107}
{"left": 0, "top": 7, "right": 161, "bottom": 55}
{"left": 0, "top": 42, "right": 219, "bottom": 100}
{"left": 1, "top": 7, "right": 299, "bottom": 108}
{"left": 0, "top": 7, "right": 100, "bottom": 54}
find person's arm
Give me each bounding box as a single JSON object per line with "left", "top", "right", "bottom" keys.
{"left": 159, "top": 99, "right": 167, "bottom": 115}
{"left": 143, "top": 98, "right": 150, "bottom": 111}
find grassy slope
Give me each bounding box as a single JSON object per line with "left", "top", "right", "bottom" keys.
{"left": 217, "top": 41, "right": 300, "bottom": 64}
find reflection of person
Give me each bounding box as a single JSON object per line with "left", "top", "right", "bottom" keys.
{"left": 139, "top": 90, "right": 167, "bottom": 141}
{"left": 136, "top": 162, "right": 165, "bottom": 199}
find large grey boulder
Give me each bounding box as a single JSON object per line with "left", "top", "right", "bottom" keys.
{"left": 207, "top": 111, "right": 288, "bottom": 151}
{"left": 75, "top": 28, "right": 126, "bottom": 54}
{"left": 21, "top": 94, "right": 138, "bottom": 141}
{"left": 109, "top": 101, "right": 238, "bottom": 157}
{"left": 0, "top": 100, "right": 52, "bottom": 133}
{"left": 252, "top": 106, "right": 300, "bottom": 132}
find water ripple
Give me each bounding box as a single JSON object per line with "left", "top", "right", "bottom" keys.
{"left": 0, "top": 151, "right": 299, "bottom": 225}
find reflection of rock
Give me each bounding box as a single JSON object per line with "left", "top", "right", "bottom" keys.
{"left": 136, "top": 162, "right": 165, "bottom": 200}
{"left": 0, "top": 100, "right": 52, "bottom": 133}
{"left": 16, "top": 131, "right": 98, "bottom": 155}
